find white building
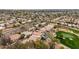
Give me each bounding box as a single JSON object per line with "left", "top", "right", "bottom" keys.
{"left": 21, "top": 31, "right": 32, "bottom": 38}
{"left": 0, "top": 23, "right": 5, "bottom": 30}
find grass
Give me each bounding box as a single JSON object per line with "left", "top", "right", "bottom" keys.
{"left": 56, "top": 31, "right": 79, "bottom": 49}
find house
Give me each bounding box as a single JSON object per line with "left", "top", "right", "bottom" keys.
{"left": 41, "top": 22, "right": 46, "bottom": 26}
{"left": 21, "top": 31, "right": 32, "bottom": 38}
{"left": 8, "top": 19, "right": 16, "bottom": 24}
{"left": 9, "top": 34, "right": 21, "bottom": 42}
{"left": 0, "top": 23, "right": 5, "bottom": 30}
{"left": 29, "top": 27, "right": 35, "bottom": 31}
{"left": 27, "top": 20, "right": 32, "bottom": 23}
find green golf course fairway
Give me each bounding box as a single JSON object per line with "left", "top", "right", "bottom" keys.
{"left": 56, "top": 31, "right": 79, "bottom": 49}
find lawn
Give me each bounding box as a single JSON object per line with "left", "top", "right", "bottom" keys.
{"left": 56, "top": 31, "right": 79, "bottom": 49}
